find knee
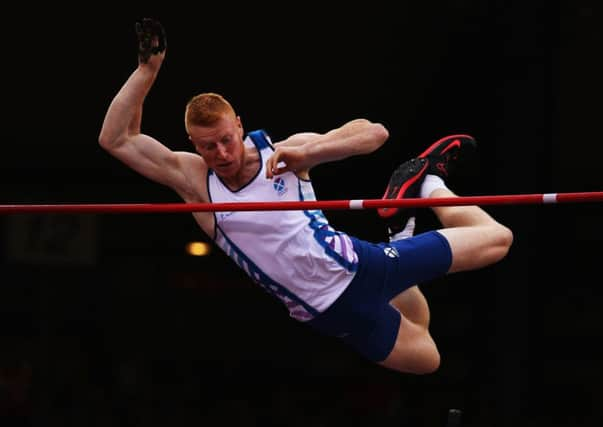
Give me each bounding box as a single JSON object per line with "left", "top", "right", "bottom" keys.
{"left": 480, "top": 223, "right": 514, "bottom": 266}
{"left": 412, "top": 348, "right": 441, "bottom": 375}
{"left": 380, "top": 338, "right": 441, "bottom": 375}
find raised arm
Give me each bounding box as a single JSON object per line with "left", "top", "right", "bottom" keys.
{"left": 98, "top": 19, "right": 199, "bottom": 191}
{"left": 265, "top": 119, "right": 389, "bottom": 178}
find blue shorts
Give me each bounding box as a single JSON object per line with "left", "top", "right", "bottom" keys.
{"left": 307, "top": 230, "right": 452, "bottom": 362}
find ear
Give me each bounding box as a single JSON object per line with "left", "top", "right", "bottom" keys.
{"left": 236, "top": 116, "right": 244, "bottom": 137}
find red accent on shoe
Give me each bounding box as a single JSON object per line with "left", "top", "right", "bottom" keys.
{"left": 440, "top": 140, "right": 461, "bottom": 155}
{"left": 378, "top": 161, "right": 429, "bottom": 218}
{"left": 436, "top": 162, "right": 448, "bottom": 176}
{"left": 418, "top": 134, "right": 472, "bottom": 158}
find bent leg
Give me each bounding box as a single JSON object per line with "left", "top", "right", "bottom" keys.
{"left": 390, "top": 285, "right": 430, "bottom": 329}
{"left": 378, "top": 312, "right": 440, "bottom": 374}
{"left": 430, "top": 188, "right": 514, "bottom": 272}
{"left": 386, "top": 285, "right": 436, "bottom": 374}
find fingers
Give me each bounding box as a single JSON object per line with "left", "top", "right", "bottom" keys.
{"left": 153, "top": 20, "right": 167, "bottom": 52}
{"left": 267, "top": 165, "right": 289, "bottom": 179}
{"left": 265, "top": 152, "right": 277, "bottom": 178}
{"left": 136, "top": 21, "right": 152, "bottom": 63}
{"left": 136, "top": 18, "right": 167, "bottom": 64}
{"left": 265, "top": 158, "right": 277, "bottom": 179}
{"left": 265, "top": 154, "right": 289, "bottom": 179}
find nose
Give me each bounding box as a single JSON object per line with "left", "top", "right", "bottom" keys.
{"left": 216, "top": 143, "right": 229, "bottom": 159}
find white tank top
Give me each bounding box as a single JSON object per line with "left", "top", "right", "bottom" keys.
{"left": 207, "top": 130, "right": 358, "bottom": 321}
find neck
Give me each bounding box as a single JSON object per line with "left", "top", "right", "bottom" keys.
{"left": 220, "top": 146, "right": 259, "bottom": 190}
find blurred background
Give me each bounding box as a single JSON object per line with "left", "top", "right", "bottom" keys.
{"left": 1, "top": 1, "right": 602, "bottom": 426}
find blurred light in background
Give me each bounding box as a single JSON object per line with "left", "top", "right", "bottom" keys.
{"left": 185, "top": 241, "right": 212, "bottom": 256}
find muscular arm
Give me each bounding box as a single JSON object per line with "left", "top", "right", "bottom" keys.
{"left": 265, "top": 119, "right": 389, "bottom": 178}
{"left": 98, "top": 38, "right": 202, "bottom": 195}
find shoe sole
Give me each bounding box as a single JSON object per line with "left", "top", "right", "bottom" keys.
{"left": 378, "top": 161, "right": 428, "bottom": 218}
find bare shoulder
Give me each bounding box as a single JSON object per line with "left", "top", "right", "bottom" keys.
{"left": 174, "top": 151, "right": 210, "bottom": 202}
{"left": 174, "top": 151, "right": 215, "bottom": 236}
{"left": 177, "top": 150, "right": 206, "bottom": 170}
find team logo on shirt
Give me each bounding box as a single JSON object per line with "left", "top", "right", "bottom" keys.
{"left": 273, "top": 177, "right": 288, "bottom": 196}
{"left": 383, "top": 246, "right": 399, "bottom": 258}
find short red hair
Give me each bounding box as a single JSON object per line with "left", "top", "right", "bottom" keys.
{"left": 184, "top": 92, "right": 236, "bottom": 133}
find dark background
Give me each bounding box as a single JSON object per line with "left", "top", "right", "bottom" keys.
{"left": 1, "top": 1, "right": 602, "bottom": 426}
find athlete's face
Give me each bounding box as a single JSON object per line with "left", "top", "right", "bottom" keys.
{"left": 188, "top": 114, "right": 245, "bottom": 177}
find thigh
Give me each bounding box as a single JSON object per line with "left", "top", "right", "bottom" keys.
{"left": 342, "top": 302, "right": 402, "bottom": 363}
{"left": 382, "top": 230, "right": 453, "bottom": 300}
{"left": 378, "top": 313, "right": 441, "bottom": 374}
{"left": 436, "top": 225, "right": 509, "bottom": 273}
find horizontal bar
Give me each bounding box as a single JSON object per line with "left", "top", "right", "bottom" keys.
{"left": 0, "top": 192, "right": 601, "bottom": 214}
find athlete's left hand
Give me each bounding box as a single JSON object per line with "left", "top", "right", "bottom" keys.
{"left": 265, "top": 145, "right": 309, "bottom": 179}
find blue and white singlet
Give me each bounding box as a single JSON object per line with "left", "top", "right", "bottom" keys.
{"left": 207, "top": 130, "right": 359, "bottom": 321}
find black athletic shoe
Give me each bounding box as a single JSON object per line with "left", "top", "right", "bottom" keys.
{"left": 377, "top": 134, "right": 477, "bottom": 235}
{"left": 377, "top": 157, "right": 428, "bottom": 234}
{"left": 417, "top": 134, "right": 476, "bottom": 178}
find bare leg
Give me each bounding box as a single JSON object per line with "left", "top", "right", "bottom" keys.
{"left": 390, "top": 286, "right": 430, "bottom": 329}
{"left": 383, "top": 285, "right": 438, "bottom": 374}
{"left": 378, "top": 313, "right": 440, "bottom": 374}
{"left": 429, "top": 188, "right": 514, "bottom": 272}
{"left": 383, "top": 232, "right": 438, "bottom": 374}
{"left": 388, "top": 215, "right": 430, "bottom": 330}
{"left": 376, "top": 133, "right": 513, "bottom": 373}
{"left": 380, "top": 188, "right": 512, "bottom": 374}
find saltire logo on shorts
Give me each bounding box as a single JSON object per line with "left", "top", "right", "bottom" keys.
{"left": 383, "top": 246, "right": 399, "bottom": 258}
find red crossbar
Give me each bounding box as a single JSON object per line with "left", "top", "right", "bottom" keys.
{"left": 0, "top": 192, "right": 601, "bottom": 214}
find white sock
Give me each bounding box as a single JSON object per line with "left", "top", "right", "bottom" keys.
{"left": 389, "top": 216, "right": 415, "bottom": 241}
{"left": 420, "top": 174, "right": 448, "bottom": 198}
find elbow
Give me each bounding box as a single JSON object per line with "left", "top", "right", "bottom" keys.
{"left": 375, "top": 123, "right": 389, "bottom": 145}
{"left": 98, "top": 129, "right": 125, "bottom": 152}
{"left": 498, "top": 224, "right": 514, "bottom": 259}
{"left": 369, "top": 122, "right": 389, "bottom": 151}
{"left": 354, "top": 119, "right": 388, "bottom": 152}
{"left": 98, "top": 126, "right": 113, "bottom": 150}
{"left": 344, "top": 118, "right": 389, "bottom": 152}
{"left": 98, "top": 136, "right": 117, "bottom": 153}
{"left": 98, "top": 133, "right": 111, "bottom": 150}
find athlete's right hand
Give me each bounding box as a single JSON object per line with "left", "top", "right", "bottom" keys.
{"left": 136, "top": 18, "right": 167, "bottom": 64}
